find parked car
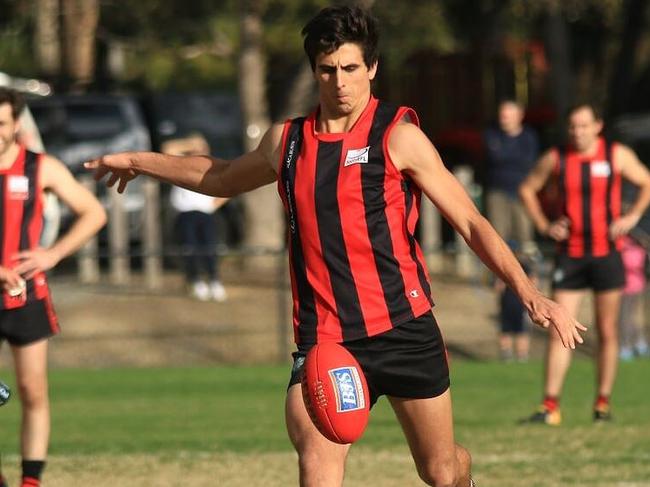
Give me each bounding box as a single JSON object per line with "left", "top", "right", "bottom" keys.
{"left": 28, "top": 94, "right": 152, "bottom": 243}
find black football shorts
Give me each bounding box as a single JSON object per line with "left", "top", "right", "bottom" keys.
{"left": 289, "top": 310, "right": 450, "bottom": 407}
{"left": 552, "top": 251, "right": 625, "bottom": 292}
{"left": 0, "top": 298, "right": 59, "bottom": 346}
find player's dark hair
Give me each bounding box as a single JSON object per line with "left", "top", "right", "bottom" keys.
{"left": 0, "top": 87, "right": 26, "bottom": 121}
{"left": 566, "top": 102, "right": 603, "bottom": 121}
{"left": 302, "top": 6, "right": 379, "bottom": 71}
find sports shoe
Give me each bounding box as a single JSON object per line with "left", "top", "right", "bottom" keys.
{"left": 520, "top": 405, "right": 562, "bottom": 425}
{"left": 190, "top": 281, "right": 210, "bottom": 301}
{"left": 209, "top": 280, "right": 227, "bottom": 302}
{"left": 593, "top": 403, "right": 612, "bottom": 422}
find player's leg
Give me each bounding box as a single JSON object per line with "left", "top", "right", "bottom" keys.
{"left": 389, "top": 391, "right": 471, "bottom": 487}
{"left": 286, "top": 383, "right": 350, "bottom": 487}
{"left": 544, "top": 289, "right": 584, "bottom": 395}
{"left": 11, "top": 339, "right": 50, "bottom": 485}
{"left": 593, "top": 288, "right": 622, "bottom": 419}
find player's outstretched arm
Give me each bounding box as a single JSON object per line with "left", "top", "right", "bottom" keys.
{"left": 13, "top": 156, "right": 107, "bottom": 279}
{"left": 388, "top": 122, "right": 587, "bottom": 349}
{"left": 84, "top": 124, "right": 284, "bottom": 197}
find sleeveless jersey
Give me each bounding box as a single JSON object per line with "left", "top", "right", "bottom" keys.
{"left": 278, "top": 96, "right": 434, "bottom": 346}
{"left": 554, "top": 137, "right": 622, "bottom": 258}
{"left": 0, "top": 145, "right": 51, "bottom": 310}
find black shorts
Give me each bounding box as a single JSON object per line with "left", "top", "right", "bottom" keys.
{"left": 288, "top": 310, "right": 450, "bottom": 407}
{"left": 0, "top": 298, "right": 59, "bottom": 346}
{"left": 552, "top": 252, "right": 625, "bottom": 292}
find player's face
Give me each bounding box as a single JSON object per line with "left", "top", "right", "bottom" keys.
{"left": 314, "top": 43, "right": 377, "bottom": 117}
{"left": 0, "top": 103, "right": 19, "bottom": 158}
{"left": 568, "top": 106, "right": 603, "bottom": 153}
{"left": 498, "top": 102, "right": 523, "bottom": 135}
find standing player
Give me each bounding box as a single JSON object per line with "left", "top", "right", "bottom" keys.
{"left": 519, "top": 103, "right": 650, "bottom": 424}
{"left": 0, "top": 88, "right": 106, "bottom": 487}
{"left": 86, "top": 7, "right": 585, "bottom": 486}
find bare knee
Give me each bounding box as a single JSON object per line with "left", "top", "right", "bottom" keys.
{"left": 17, "top": 380, "right": 48, "bottom": 411}
{"left": 417, "top": 458, "right": 459, "bottom": 487}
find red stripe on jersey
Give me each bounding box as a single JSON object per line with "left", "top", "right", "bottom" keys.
{"left": 2, "top": 146, "right": 26, "bottom": 309}
{"left": 564, "top": 150, "right": 584, "bottom": 257}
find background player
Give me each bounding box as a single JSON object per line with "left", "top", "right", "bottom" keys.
{"left": 0, "top": 87, "right": 106, "bottom": 487}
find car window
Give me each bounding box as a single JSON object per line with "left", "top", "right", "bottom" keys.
{"left": 66, "top": 103, "right": 126, "bottom": 140}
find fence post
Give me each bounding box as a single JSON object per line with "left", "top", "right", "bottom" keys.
{"left": 108, "top": 187, "right": 130, "bottom": 284}
{"left": 77, "top": 175, "right": 100, "bottom": 283}
{"left": 452, "top": 166, "right": 475, "bottom": 278}
{"left": 142, "top": 178, "right": 163, "bottom": 289}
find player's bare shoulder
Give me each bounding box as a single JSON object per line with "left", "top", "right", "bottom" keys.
{"left": 38, "top": 153, "right": 73, "bottom": 190}
{"left": 612, "top": 142, "right": 642, "bottom": 173}
{"left": 387, "top": 119, "right": 437, "bottom": 172}
{"left": 258, "top": 123, "right": 287, "bottom": 175}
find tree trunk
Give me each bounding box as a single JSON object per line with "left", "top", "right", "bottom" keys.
{"left": 34, "top": 0, "right": 61, "bottom": 77}
{"left": 543, "top": 0, "right": 573, "bottom": 141}
{"left": 61, "top": 0, "right": 99, "bottom": 90}
{"left": 607, "top": 0, "right": 648, "bottom": 118}
{"left": 238, "top": 0, "right": 283, "bottom": 250}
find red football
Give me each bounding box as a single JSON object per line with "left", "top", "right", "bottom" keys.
{"left": 301, "top": 342, "right": 370, "bottom": 444}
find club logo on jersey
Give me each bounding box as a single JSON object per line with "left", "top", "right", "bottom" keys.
{"left": 8, "top": 175, "right": 29, "bottom": 200}
{"left": 344, "top": 146, "right": 370, "bottom": 166}
{"left": 328, "top": 366, "right": 365, "bottom": 412}
{"left": 591, "top": 161, "right": 611, "bottom": 178}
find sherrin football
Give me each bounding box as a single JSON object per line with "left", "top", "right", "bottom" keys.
{"left": 301, "top": 342, "right": 370, "bottom": 444}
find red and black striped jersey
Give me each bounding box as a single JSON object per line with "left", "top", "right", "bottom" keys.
{"left": 553, "top": 137, "right": 622, "bottom": 258}
{"left": 0, "top": 145, "right": 50, "bottom": 309}
{"left": 278, "top": 96, "right": 434, "bottom": 346}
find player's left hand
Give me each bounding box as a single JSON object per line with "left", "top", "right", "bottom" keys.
{"left": 12, "top": 248, "right": 61, "bottom": 279}
{"left": 609, "top": 213, "right": 641, "bottom": 239}
{"left": 527, "top": 292, "right": 587, "bottom": 349}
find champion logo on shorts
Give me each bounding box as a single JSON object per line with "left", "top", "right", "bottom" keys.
{"left": 329, "top": 366, "right": 365, "bottom": 412}
{"left": 344, "top": 146, "right": 370, "bottom": 166}
{"left": 409, "top": 289, "right": 420, "bottom": 298}
{"left": 553, "top": 269, "right": 565, "bottom": 283}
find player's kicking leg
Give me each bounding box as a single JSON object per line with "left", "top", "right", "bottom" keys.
{"left": 390, "top": 389, "right": 472, "bottom": 487}
{"left": 286, "top": 383, "right": 350, "bottom": 487}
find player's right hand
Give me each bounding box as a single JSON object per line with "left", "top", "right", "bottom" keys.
{"left": 546, "top": 217, "right": 570, "bottom": 242}
{"left": 84, "top": 153, "right": 139, "bottom": 193}
{"left": 0, "top": 266, "right": 26, "bottom": 296}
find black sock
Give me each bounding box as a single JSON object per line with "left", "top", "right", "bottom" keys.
{"left": 21, "top": 460, "right": 46, "bottom": 481}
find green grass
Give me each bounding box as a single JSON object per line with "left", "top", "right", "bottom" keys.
{"left": 1, "top": 359, "right": 650, "bottom": 485}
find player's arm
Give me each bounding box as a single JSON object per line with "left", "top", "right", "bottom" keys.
{"left": 12, "top": 156, "right": 107, "bottom": 279}
{"left": 518, "top": 150, "right": 569, "bottom": 241}
{"left": 388, "top": 122, "right": 586, "bottom": 349}
{"left": 84, "top": 124, "right": 284, "bottom": 197}
{"left": 610, "top": 144, "right": 650, "bottom": 238}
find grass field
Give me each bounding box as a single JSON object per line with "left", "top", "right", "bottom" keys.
{"left": 1, "top": 358, "right": 649, "bottom": 486}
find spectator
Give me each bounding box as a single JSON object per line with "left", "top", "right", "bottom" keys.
{"left": 162, "top": 133, "right": 227, "bottom": 302}
{"left": 484, "top": 99, "right": 540, "bottom": 254}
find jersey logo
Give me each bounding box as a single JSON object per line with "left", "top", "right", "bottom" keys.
{"left": 591, "top": 161, "right": 611, "bottom": 178}
{"left": 8, "top": 175, "right": 29, "bottom": 200}
{"left": 344, "top": 146, "right": 370, "bottom": 167}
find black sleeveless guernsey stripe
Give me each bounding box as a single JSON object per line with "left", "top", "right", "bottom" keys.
{"left": 554, "top": 137, "right": 622, "bottom": 258}
{"left": 0, "top": 145, "right": 51, "bottom": 310}
{"left": 278, "top": 97, "right": 434, "bottom": 346}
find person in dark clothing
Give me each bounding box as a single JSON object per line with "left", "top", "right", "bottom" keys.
{"left": 484, "top": 100, "right": 540, "bottom": 253}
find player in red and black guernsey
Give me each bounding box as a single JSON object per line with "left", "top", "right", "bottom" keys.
{"left": 520, "top": 103, "right": 650, "bottom": 425}
{"left": 86, "top": 7, "right": 587, "bottom": 487}
{"left": 0, "top": 88, "right": 106, "bottom": 487}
